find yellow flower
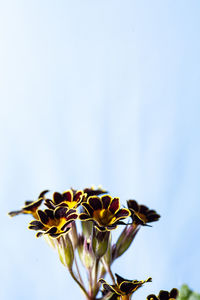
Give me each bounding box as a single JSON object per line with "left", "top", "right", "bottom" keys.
{"left": 79, "top": 195, "right": 130, "bottom": 231}
{"left": 100, "top": 274, "right": 152, "bottom": 299}
{"left": 127, "top": 200, "right": 160, "bottom": 226}
{"left": 8, "top": 190, "right": 49, "bottom": 219}
{"left": 28, "top": 207, "right": 78, "bottom": 238}
{"left": 45, "top": 190, "right": 85, "bottom": 210}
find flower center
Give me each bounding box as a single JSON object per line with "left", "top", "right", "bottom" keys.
{"left": 46, "top": 217, "right": 67, "bottom": 231}
{"left": 65, "top": 201, "right": 78, "bottom": 209}
{"left": 93, "top": 209, "right": 117, "bottom": 226}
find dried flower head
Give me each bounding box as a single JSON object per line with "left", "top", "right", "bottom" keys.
{"left": 127, "top": 200, "right": 160, "bottom": 226}
{"left": 79, "top": 195, "right": 130, "bottom": 231}
{"left": 28, "top": 207, "right": 78, "bottom": 238}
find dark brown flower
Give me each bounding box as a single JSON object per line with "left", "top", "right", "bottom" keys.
{"left": 45, "top": 189, "right": 84, "bottom": 210}
{"left": 79, "top": 195, "right": 130, "bottom": 231}
{"left": 83, "top": 186, "right": 107, "bottom": 198}
{"left": 127, "top": 200, "right": 160, "bottom": 226}
{"left": 147, "top": 288, "right": 179, "bottom": 300}
{"left": 28, "top": 207, "right": 78, "bottom": 238}
{"left": 8, "top": 190, "right": 49, "bottom": 219}
{"left": 100, "top": 273, "right": 152, "bottom": 299}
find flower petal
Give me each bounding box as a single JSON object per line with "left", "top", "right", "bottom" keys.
{"left": 36, "top": 231, "right": 44, "bottom": 238}
{"left": 127, "top": 200, "right": 139, "bottom": 212}
{"left": 88, "top": 196, "right": 102, "bottom": 210}
{"left": 82, "top": 203, "right": 94, "bottom": 216}
{"left": 53, "top": 192, "right": 63, "bottom": 205}
{"left": 73, "top": 190, "right": 83, "bottom": 202}
{"left": 169, "top": 289, "right": 179, "bottom": 299}
{"left": 115, "top": 208, "right": 130, "bottom": 220}
{"left": 44, "top": 209, "right": 54, "bottom": 219}
{"left": 139, "top": 205, "right": 149, "bottom": 214}
{"left": 38, "top": 190, "right": 49, "bottom": 198}
{"left": 23, "top": 198, "right": 43, "bottom": 212}
{"left": 38, "top": 210, "right": 49, "bottom": 224}
{"left": 79, "top": 213, "right": 92, "bottom": 221}
{"left": 8, "top": 210, "right": 23, "bottom": 217}
{"left": 101, "top": 195, "right": 112, "bottom": 209}
{"left": 158, "top": 290, "right": 170, "bottom": 299}
{"left": 65, "top": 208, "right": 77, "bottom": 218}
{"left": 120, "top": 281, "right": 138, "bottom": 294}
{"left": 109, "top": 198, "right": 120, "bottom": 214}
{"left": 45, "top": 226, "right": 57, "bottom": 235}
{"left": 44, "top": 199, "right": 55, "bottom": 209}
{"left": 115, "top": 273, "right": 126, "bottom": 285}
{"left": 28, "top": 220, "right": 44, "bottom": 230}
{"left": 54, "top": 207, "right": 68, "bottom": 219}
{"left": 62, "top": 190, "right": 73, "bottom": 202}
{"left": 99, "top": 279, "right": 119, "bottom": 295}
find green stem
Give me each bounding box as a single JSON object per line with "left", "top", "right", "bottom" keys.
{"left": 88, "top": 268, "right": 93, "bottom": 298}
{"left": 93, "top": 258, "right": 100, "bottom": 298}
{"left": 101, "top": 258, "right": 115, "bottom": 284}
{"left": 74, "top": 254, "right": 84, "bottom": 287}
{"left": 107, "top": 265, "right": 115, "bottom": 284}
{"left": 69, "top": 268, "right": 89, "bottom": 299}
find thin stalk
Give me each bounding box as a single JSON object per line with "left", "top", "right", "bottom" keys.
{"left": 107, "top": 265, "right": 115, "bottom": 284}
{"left": 88, "top": 268, "right": 93, "bottom": 299}
{"left": 69, "top": 268, "right": 89, "bottom": 299}
{"left": 101, "top": 258, "right": 115, "bottom": 284}
{"left": 93, "top": 258, "right": 100, "bottom": 298}
{"left": 74, "top": 254, "right": 84, "bottom": 287}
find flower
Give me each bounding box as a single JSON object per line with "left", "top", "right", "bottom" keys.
{"left": 100, "top": 273, "right": 152, "bottom": 299}
{"left": 147, "top": 288, "right": 179, "bottom": 300}
{"left": 79, "top": 195, "right": 130, "bottom": 231}
{"left": 8, "top": 190, "right": 49, "bottom": 219}
{"left": 78, "top": 235, "right": 95, "bottom": 269}
{"left": 28, "top": 207, "right": 78, "bottom": 238}
{"left": 45, "top": 189, "right": 85, "bottom": 210}
{"left": 83, "top": 186, "right": 107, "bottom": 197}
{"left": 127, "top": 200, "right": 160, "bottom": 226}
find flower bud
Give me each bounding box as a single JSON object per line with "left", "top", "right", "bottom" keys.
{"left": 57, "top": 235, "right": 74, "bottom": 269}
{"left": 113, "top": 224, "right": 139, "bottom": 259}
{"left": 102, "top": 233, "right": 112, "bottom": 266}
{"left": 92, "top": 227, "right": 110, "bottom": 259}
{"left": 69, "top": 222, "right": 78, "bottom": 249}
{"left": 78, "top": 235, "right": 95, "bottom": 269}
{"left": 81, "top": 218, "right": 93, "bottom": 239}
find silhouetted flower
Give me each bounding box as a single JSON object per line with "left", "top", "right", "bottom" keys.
{"left": 100, "top": 273, "right": 152, "bottom": 299}
{"left": 79, "top": 195, "right": 130, "bottom": 231}
{"left": 28, "top": 207, "right": 78, "bottom": 238}
{"left": 147, "top": 288, "right": 179, "bottom": 300}
{"left": 8, "top": 190, "right": 49, "bottom": 219}
{"left": 127, "top": 200, "right": 160, "bottom": 226}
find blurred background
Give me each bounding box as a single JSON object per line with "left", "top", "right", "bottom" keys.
{"left": 0, "top": 0, "right": 200, "bottom": 299}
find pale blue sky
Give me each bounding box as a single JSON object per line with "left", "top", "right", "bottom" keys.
{"left": 0, "top": 1, "right": 200, "bottom": 299}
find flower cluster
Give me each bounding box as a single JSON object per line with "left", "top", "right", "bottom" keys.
{"left": 147, "top": 288, "right": 179, "bottom": 300}
{"left": 8, "top": 186, "right": 177, "bottom": 300}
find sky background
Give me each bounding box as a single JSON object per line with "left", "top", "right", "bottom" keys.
{"left": 0, "top": 1, "right": 200, "bottom": 299}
